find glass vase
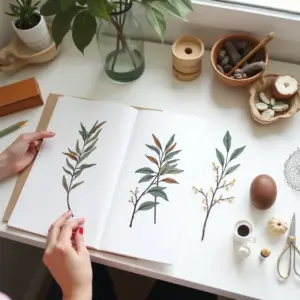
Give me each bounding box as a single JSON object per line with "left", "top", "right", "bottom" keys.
{"left": 96, "top": 0, "right": 145, "bottom": 83}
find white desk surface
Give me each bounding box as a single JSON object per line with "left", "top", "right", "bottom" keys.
{"left": 1, "top": 36, "right": 300, "bottom": 300}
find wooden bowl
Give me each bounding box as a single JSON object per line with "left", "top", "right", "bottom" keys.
{"left": 211, "top": 33, "right": 268, "bottom": 87}
{"left": 249, "top": 74, "right": 300, "bottom": 124}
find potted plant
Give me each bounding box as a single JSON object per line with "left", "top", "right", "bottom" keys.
{"left": 40, "top": 0, "right": 193, "bottom": 82}
{"left": 6, "top": 0, "right": 52, "bottom": 52}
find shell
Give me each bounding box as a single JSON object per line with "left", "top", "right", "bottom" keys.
{"left": 262, "top": 109, "right": 275, "bottom": 118}
{"left": 259, "top": 92, "right": 270, "bottom": 104}
{"left": 268, "top": 218, "right": 288, "bottom": 235}
{"left": 255, "top": 102, "right": 268, "bottom": 111}
{"left": 249, "top": 75, "right": 300, "bottom": 124}
{"left": 272, "top": 104, "right": 289, "bottom": 112}
{"left": 270, "top": 98, "right": 275, "bottom": 106}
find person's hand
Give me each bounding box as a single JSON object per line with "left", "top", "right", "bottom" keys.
{"left": 0, "top": 131, "right": 55, "bottom": 180}
{"left": 43, "top": 211, "right": 92, "bottom": 300}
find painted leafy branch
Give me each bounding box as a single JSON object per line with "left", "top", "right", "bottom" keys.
{"left": 62, "top": 121, "right": 106, "bottom": 213}
{"left": 193, "top": 131, "right": 246, "bottom": 241}
{"left": 129, "top": 134, "right": 184, "bottom": 227}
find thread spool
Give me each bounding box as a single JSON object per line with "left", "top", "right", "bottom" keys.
{"left": 172, "top": 36, "right": 204, "bottom": 81}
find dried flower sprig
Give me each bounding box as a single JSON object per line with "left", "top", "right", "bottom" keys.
{"left": 129, "top": 134, "right": 184, "bottom": 227}
{"left": 62, "top": 121, "right": 106, "bottom": 213}
{"left": 193, "top": 131, "right": 246, "bottom": 241}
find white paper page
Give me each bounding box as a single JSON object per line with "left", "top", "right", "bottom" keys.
{"left": 9, "top": 96, "right": 138, "bottom": 248}
{"left": 100, "top": 110, "right": 207, "bottom": 263}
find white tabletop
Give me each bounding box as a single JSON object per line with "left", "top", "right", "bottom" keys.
{"left": 1, "top": 35, "right": 300, "bottom": 300}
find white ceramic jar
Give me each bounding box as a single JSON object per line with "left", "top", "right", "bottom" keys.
{"left": 12, "top": 12, "right": 52, "bottom": 52}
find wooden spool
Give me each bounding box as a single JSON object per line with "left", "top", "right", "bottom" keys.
{"left": 172, "top": 36, "right": 204, "bottom": 81}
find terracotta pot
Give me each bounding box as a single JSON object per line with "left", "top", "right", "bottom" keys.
{"left": 249, "top": 74, "right": 300, "bottom": 124}
{"left": 211, "top": 33, "right": 268, "bottom": 88}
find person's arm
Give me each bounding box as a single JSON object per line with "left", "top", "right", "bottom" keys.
{"left": 0, "top": 131, "right": 55, "bottom": 181}
{"left": 43, "top": 211, "right": 92, "bottom": 300}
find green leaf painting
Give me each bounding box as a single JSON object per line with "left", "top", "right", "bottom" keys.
{"left": 62, "top": 121, "right": 106, "bottom": 213}
{"left": 193, "top": 131, "right": 246, "bottom": 241}
{"left": 128, "top": 134, "right": 184, "bottom": 227}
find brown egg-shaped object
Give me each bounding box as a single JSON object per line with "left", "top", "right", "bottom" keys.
{"left": 250, "top": 175, "right": 277, "bottom": 210}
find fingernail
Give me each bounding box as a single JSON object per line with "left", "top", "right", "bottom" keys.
{"left": 48, "top": 225, "right": 53, "bottom": 232}
{"left": 79, "top": 227, "right": 84, "bottom": 235}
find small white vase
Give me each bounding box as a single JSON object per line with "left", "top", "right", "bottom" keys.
{"left": 12, "top": 13, "right": 52, "bottom": 52}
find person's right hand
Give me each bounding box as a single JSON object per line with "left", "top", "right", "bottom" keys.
{"left": 43, "top": 211, "right": 92, "bottom": 300}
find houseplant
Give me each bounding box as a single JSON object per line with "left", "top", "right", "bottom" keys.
{"left": 40, "top": 0, "right": 193, "bottom": 82}
{"left": 6, "top": 0, "right": 52, "bottom": 51}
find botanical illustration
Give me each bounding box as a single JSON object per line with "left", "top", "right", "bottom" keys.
{"left": 129, "top": 134, "right": 184, "bottom": 227}
{"left": 193, "top": 131, "right": 246, "bottom": 241}
{"left": 62, "top": 121, "right": 106, "bottom": 213}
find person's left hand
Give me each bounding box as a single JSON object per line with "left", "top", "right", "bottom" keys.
{"left": 0, "top": 131, "right": 55, "bottom": 181}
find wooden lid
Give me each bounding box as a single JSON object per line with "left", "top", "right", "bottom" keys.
{"left": 172, "top": 36, "right": 204, "bottom": 64}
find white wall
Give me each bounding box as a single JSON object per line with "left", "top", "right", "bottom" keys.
{"left": 0, "top": 1, "right": 14, "bottom": 48}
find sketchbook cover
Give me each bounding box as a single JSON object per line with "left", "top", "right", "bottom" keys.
{"left": 3, "top": 94, "right": 158, "bottom": 222}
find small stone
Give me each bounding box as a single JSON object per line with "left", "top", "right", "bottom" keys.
{"left": 256, "top": 102, "right": 268, "bottom": 111}
{"left": 234, "top": 73, "right": 243, "bottom": 80}
{"left": 242, "top": 61, "right": 266, "bottom": 76}
{"left": 234, "top": 69, "right": 243, "bottom": 75}
{"left": 242, "top": 73, "right": 247, "bottom": 78}
{"left": 217, "top": 64, "right": 224, "bottom": 73}
{"left": 272, "top": 104, "right": 289, "bottom": 112}
{"left": 224, "top": 41, "right": 241, "bottom": 65}
{"left": 262, "top": 109, "right": 275, "bottom": 118}
{"left": 221, "top": 56, "right": 230, "bottom": 66}
{"left": 223, "top": 64, "right": 233, "bottom": 73}
{"left": 234, "top": 41, "right": 248, "bottom": 52}
{"left": 218, "top": 49, "right": 227, "bottom": 61}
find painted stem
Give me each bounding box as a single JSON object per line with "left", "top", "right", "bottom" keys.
{"left": 201, "top": 152, "right": 229, "bottom": 241}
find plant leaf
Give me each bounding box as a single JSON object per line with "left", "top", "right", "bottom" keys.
{"left": 40, "top": 0, "right": 61, "bottom": 16}
{"left": 72, "top": 10, "right": 97, "bottom": 54}
{"left": 230, "top": 146, "right": 246, "bottom": 161}
{"left": 168, "top": 159, "right": 179, "bottom": 164}
{"left": 85, "top": 139, "right": 98, "bottom": 153}
{"left": 80, "top": 123, "right": 87, "bottom": 140}
{"left": 146, "top": 155, "right": 159, "bottom": 166}
{"left": 151, "top": 1, "right": 185, "bottom": 20}
{"left": 225, "top": 164, "right": 240, "bottom": 175}
{"left": 223, "top": 131, "right": 231, "bottom": 153}
{"left": 87, "top": 129, "right": 101, "bottom": 144}
{"left": 148, "top": 188, "right": 168, "bottom": 201}
{"left": 71, "top": 181, "right": 84, "bottom": 190}
{"left": 137, "top": 201, "right": 159, "bottom": 212}
{"left": 139, "top": 174, "right": 156, "bottom": 183}
{"left": 68, "top": 148, "right": 78, "bottom": 157}
{"left": 152, "top": 134, "right": 162, "bottom": 150}
{"left": 62, "top": 175, "right": 68, "bottom": 192}
{"left": 148, "top": 186, "right": 166, "bottom": 193}
{"left": 166, "top": 143, "right": 176, "bottom": 153}
{"left": 74, "top": 169, "right": 83, "bottom": 179}
{"left": 216, "top": 148, "right": 224, "bottom": 166}
{"left": 79, "top": 163, "right": 96, "bottom": 170}
{"left": 63, "top": 152, "right": 78, "bottom": 161}
{"left": 63, "top": 167, "right": 72, "bottom": 176}
{"left": 180, "top": 0, "right": 193, "bottom": 10}
{"left": 164, "top": 150, "right": 182, "bottom": 161}
{"left": 161, "top": 178, "right": 178, "bottom": 184}
{"left": 78, "top": 148, "right": 95, "bottom": 163}
{"left": 162, "top": 168, "right": 184, "bottom": 175}
{"left": 135, "top": 167, "right": 155, "bottom": 174}
{"left": 146, "top": 6, "right": 166, "bottom": 41}
{"left": 66, "top": 158, "right": 75, "bottom": 171}
{"left": 52, "top": 7, "right": 80, "bottom": 47}
{"left": 61, "top": 0, "right": 76, "bottom": 10}
{"left": 76, "top": 140, "right": 81, "bottom": 155}
{"left": 146, "top": 144, "right": 160, "bottom": 156}
{"left": 164, "top": 134, "right": 175, "bottom": 150}
{"left": 87, "top": 0, "right": 111, "bottom": 21}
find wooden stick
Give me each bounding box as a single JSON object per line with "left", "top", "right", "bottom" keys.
{"left": 227, "top": 32, "right": 275, "bottom": 77}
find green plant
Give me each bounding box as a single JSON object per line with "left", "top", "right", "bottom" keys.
{"left": 129, "top": 134, "right": 184, "bottom": 227}
{"left": 40, "top": 0, "right": 193, "bottom": 54}
{"left": 62, "top": 121, "right": 106, "bottom": 212}
{"left": 193, "top": 131, "right": 246, "bottom": 241}
{"left": 6, "top": 0, "right": 41, "bottom": 30}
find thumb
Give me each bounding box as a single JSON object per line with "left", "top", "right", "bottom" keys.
{"left": 74, "top": 227, "right": 87, "bottom": 254}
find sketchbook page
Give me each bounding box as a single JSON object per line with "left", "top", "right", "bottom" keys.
{"left": 8, "top": 96, "right": 138, "bottom": 248}
{"left": 99, "top": 110, "right": 207, "bottom": 263}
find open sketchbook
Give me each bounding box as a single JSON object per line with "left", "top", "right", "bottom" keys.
{"left": 8, "top": 96, "right": 207, "bottom": 264}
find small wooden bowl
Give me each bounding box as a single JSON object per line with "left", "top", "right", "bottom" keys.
{"left": 211, "top": 33, "right": 268, "bottom": 87}
{"left": 249, "top": 74, "right": 300, "bottom": 124}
